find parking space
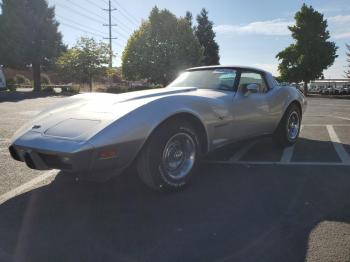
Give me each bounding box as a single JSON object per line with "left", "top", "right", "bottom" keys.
{"left": 208, "top": 116, "right": 350, "bottom": 166}
{"left": 334, "top": 126, "right": 350, "bottom": 155}
{"left": 1, "top": 93, "right": 350, "bottom": 262}
{"left": 293, "top": 125, "right": 340, "bottom": 163}
{"left": 0, "top": 92, "right": 63, "bottom": 195}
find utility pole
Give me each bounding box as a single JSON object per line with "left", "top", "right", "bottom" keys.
{"left": 103, "top": 0, "right": 117, "bottom": 68}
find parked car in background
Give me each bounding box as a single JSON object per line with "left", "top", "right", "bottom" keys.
{"left": 317, "top": 85, "right": 325, "bottom": 94}
{"left": 308, "top": 83, "right": 318, "bottom": 93}
{"left": 0, "top": 67, "right": 6, "bottom": 89}
{"left": 334, "top": 85, "right": 344, "bottom": 95}
{"left": 318, "top": 84, "right": 333, "bottom": 95}
{"left": 310, "top": 79, "right": 350, "bottom": 96}
{"left": 9, "top": 65, "right": 307, "bottom": 191}
{"left": 344, "top": 85, "right": 350, "bottom": 95}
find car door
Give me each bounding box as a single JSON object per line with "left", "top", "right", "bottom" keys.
{"left": 231, "top": 70, "right": 273, "bottom": 140}
{"left": 206, "top": 69, "right": 241, "bottom": 147}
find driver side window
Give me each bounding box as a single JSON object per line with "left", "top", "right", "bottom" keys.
{"left": 238, "top": 72, "right": 268, "bottom": 93}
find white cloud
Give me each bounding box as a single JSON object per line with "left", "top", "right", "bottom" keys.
{"left": 328, "top": 14, "right": 350, "bottom": 23}
{"left": 214, "top": 19, "right": 293, "bottom": 36}
{"left": 214, "top": 15, "right": 350, "bottom": 39}
{"left": 327, "top": 15, "right": 350, "bottom": 40}
{"left": 323, "top": 58, "right": 347, "bottom": 79}
{"left": 319, "top": 6, "right": 350, "bottom": 15}
{"left": 333, "top": 32, "right": 350, "bottom": 39}
{"left": 253, "top": 63, "right": 279, "bottom": 76}
{"left": 214, "top": 14, "right": 350, "bottom": 78}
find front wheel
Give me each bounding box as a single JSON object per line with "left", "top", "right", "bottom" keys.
{"left": 273, "top": 104, "right": 301, "bottom": 147}
{"left": 137, "top": 119, "right": 201, "bottom": 191}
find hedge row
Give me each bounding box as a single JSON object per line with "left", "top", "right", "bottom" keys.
{"left": 4, "top": 83, "right": 80, "bottom": 94}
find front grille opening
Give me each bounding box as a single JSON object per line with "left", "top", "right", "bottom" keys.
{"left": 39, "top": 153, "right": 72, "bottom": 170}
{"left": 9, "top": 146, "right": 21, "bottom": 161}
{"left": 24, "top": 153, "right": 36, "bottom": 169}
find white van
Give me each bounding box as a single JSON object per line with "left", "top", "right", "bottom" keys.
{"left": 0, "top": 67, "right": 6, "bottom": 89}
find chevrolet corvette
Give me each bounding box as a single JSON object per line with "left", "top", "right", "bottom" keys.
{"left": 9, "top": 66, "right": 307, "bottom": 191}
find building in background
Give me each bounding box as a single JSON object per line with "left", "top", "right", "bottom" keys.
{"left": 309, "top": 79, "right": 350, "bottom": 95}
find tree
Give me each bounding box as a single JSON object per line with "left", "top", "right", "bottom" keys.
{"left": 0, "top": 0, "right": 64, "bottom": 91}
{"left": 346, "top": 44, "right": 350, "bottom": 78}
{"left": 276, "top": 4, "right": 338, "bottom": 95}
{"left": 122, "top": 7, "right": 203, "bottom": 85}
{"left": 56, "top": 37, "right": 109, "bottom": 91}
{"left": 185, "top": 11, "right": 193, "bottom": 27}
{"left": 195, "top": 8, "right": 220, "bottom": 65}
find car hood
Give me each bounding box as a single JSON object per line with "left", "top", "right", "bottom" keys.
{"left": 12, "top": 86, "right": 224, "bottom": 143}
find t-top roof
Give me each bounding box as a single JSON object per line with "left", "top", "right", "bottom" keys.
{"left": 187, "top": 65, "right": 270, "bottom": 74}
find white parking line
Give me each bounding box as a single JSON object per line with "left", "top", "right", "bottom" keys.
{"left": 280, "top": 146, "right": 295, "bottom": 163}
{"left": 208, "top": 160, "right": 350, "bottom": 166}
{"left": 229, "top": 139, "right": 258, "bottom": 162}
{"left": 19, "top": 110, "right": 40, "bottom": 116}
{"left": 326, "top": 125, "right": 350, "bottom": 164}
{"left": 304, "top": 115, "right": 350, "bottom": 122}
{"left": 209, "top": 124, "right": 350, "bottom": 167}
{"left": 304, "top": 115, "right": 330, "bottom": 117}
{"left": 0, "top": 170, "right": 58, "bottom": 205}
{"left": 322, "top": 104, "right": 350, "bottom": 108}
{"left": 302, "top": 124, "right": 350, "bottom": 127}
{"left": 0, "top": 117, "right": 29, "bottom": 121}
{"left": 280, "top": 125, "right": 303, "bottom": 163}
{"left": 333, "top": 116, "right": 350, "bottom": 122}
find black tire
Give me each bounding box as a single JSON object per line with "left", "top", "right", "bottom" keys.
{"left": 137, "top": 119, "right": 201, "bottom": 192}
{"left": 273, "top": 103, "right": 301, "bottom": 147}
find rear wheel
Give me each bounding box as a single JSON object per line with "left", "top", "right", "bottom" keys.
{"left": 137, "top": 119, "right": 201, "bottom": 191}
{"left": 273, "top": 104, "right": 301, "bottom": 147}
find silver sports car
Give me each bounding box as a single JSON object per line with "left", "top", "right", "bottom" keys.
{"left": 9, "top": 66, "right": 307, "bottom": 191}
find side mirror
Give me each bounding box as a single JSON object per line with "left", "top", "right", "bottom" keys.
{"left": 245, "top": 83, "right": 259, "bottom": 93}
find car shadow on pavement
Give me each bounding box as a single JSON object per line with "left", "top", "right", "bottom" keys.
{"left": 0, "top": 139, "right": 350, "bottom": 262}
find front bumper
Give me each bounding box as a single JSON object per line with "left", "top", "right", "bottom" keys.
{"left": 9, "top": 144, "right": 92, "bottom": 171}
{"left": 9, "top": 131, "right": 127, "bottom": 181}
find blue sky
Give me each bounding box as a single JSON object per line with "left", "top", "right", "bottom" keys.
{"left": 47, "top": 0, "right": 350, "bottom": 78}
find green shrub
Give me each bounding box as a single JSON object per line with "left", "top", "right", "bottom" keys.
{"left": 14, "top": 74, "right": 31, "bottom": 85}
{"left": 6, "top": 79, "right": 17, "bottom": 91}
{"left": 41, "top": 85, "right": 54, "bottom": 92}
{"left": 60, "top": 85, "right": 70, "bottom": 92}
{"left": 61, "top": 85, "right": 80, "bottom": 94}
{"left": 41, "top": 74, "right": 51, "bottom": 85}
{"left": 70, "top": 85, "right": 80, "bottom": 93}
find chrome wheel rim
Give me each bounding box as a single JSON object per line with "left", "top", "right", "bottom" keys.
{"left": 161, "top": 133, "right": 196, "bottom": 180}
{"left": 287, "top": 111, "right": 300, "bottom": 140}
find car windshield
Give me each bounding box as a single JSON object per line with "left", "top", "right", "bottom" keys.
{"left": 168, "top": 69, "right": 237, "bottom": 90}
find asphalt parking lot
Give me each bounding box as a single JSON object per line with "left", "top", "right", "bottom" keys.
{"left": 0, "top": 92, "right": 350, "bottom": 262}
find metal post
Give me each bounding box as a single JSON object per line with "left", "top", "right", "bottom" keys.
{"left": 103, "top": 0, "right": 117, "bottom": 68}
